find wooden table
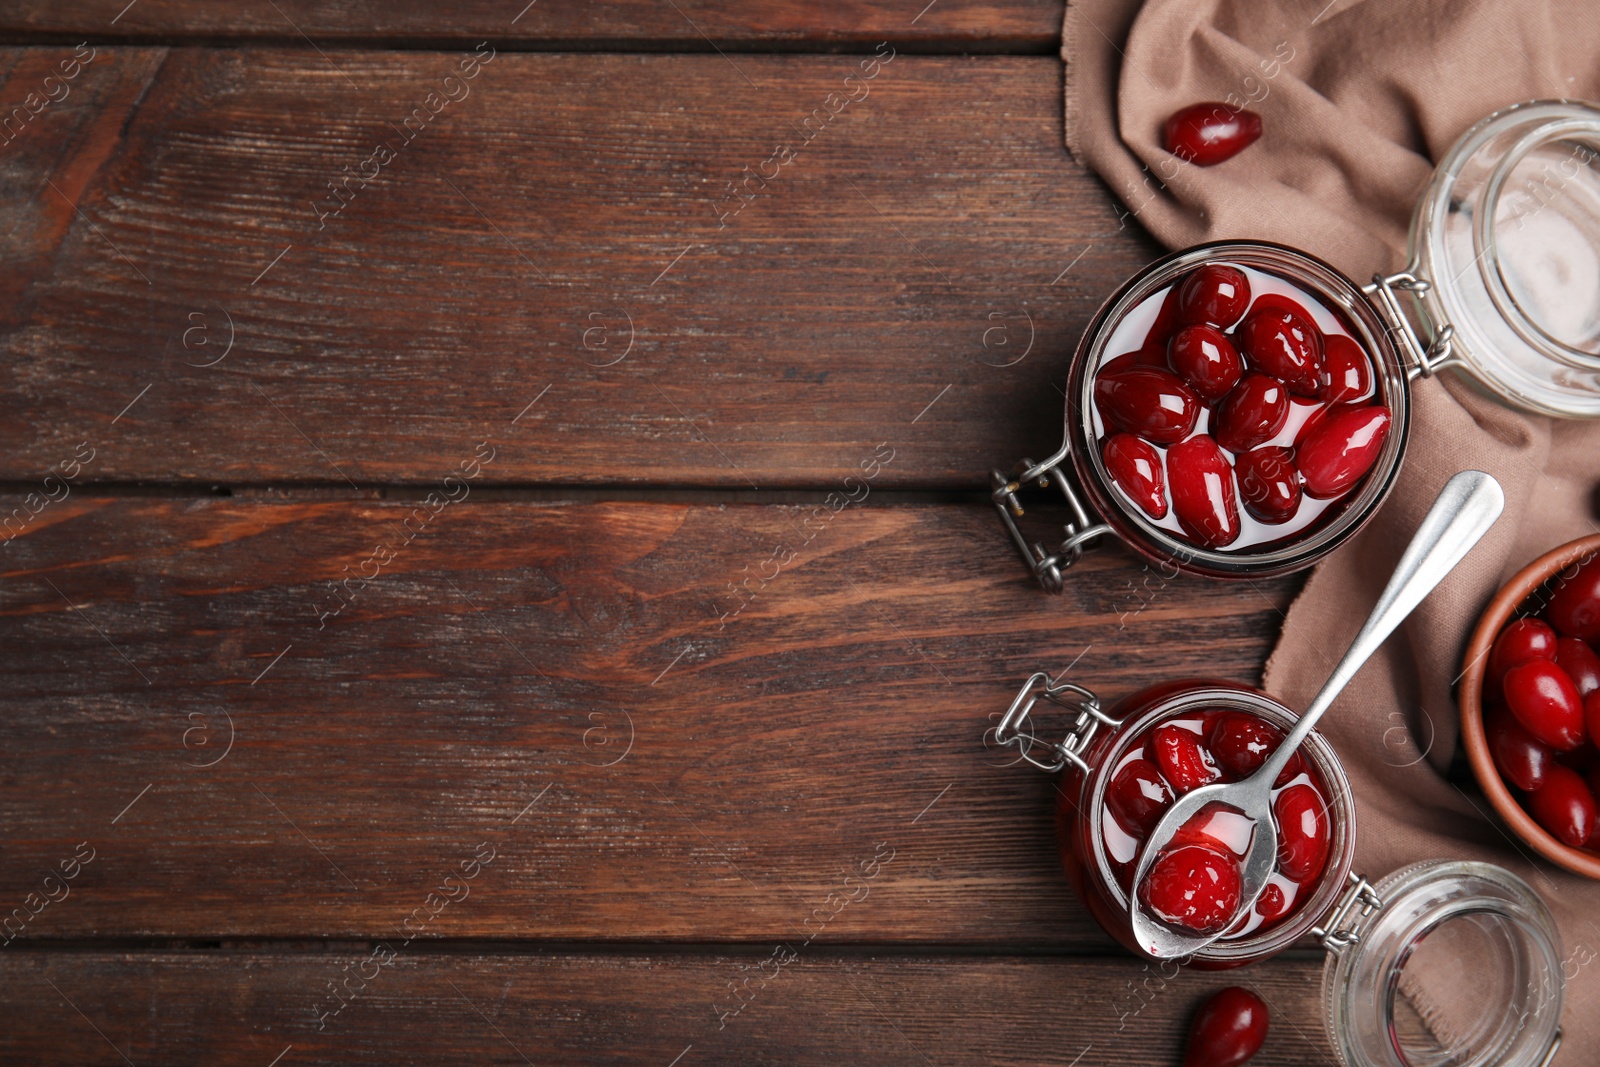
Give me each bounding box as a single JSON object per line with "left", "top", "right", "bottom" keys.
{"left": 0, "top": 6, "right": 1324, "bottom": 1063}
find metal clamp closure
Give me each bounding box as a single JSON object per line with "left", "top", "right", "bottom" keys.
{"left": 1313, "top": 872, "right": 1385, "bottom": 952}
{"left": 993, "top": 671, "right": 1120, "bottom": 774}
{"left": 1363, "top": 271, "right": 1458, "bottom": 381}
{"left": 990, "top": 445, "right": 1114, "bottom": 594}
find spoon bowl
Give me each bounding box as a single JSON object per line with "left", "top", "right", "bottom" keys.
{"left": 1128, "top": 470, "right": 1506, "bottom": 959}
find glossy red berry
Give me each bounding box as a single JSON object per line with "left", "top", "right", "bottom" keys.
{"left": 1247, "top": 292, "right": 1317, "bottom": 325}
{"left": 1237, "top": 309, "right": 1326, "bottom": 397}
{"left": 1167, "top": 435, "right": 1240, "bottom": 549}
{"left": 1151, "top": 723, "right": 1221, "bottom": 794}
{"left": 1297, "top": 404, "right": 1391, "bottom": 499}
{"left": 1208, "top": 714, "right": 1278, "bottom": 780}
{"left": 1163, "top": 103, "right": 1263, "bottom": 167}
{"left": 1321, "top": 333, "right": 1374, "bottom": 404}
{"left": 1214, "top": 375, "right": 1289, "bottom": 455}
{"left": 1556, "top": 637, "right": 1600, "bottom": 699}
{"left": 1208, "top": 713, "right": 1302, "bottom": 785}
{"left": 1103, "top": 348, "right": 1177, "bottom": 381}
{"left": 1170, "top": 802, "right": 1256, "bottom": 858}
{"left": 1527, "top": 764, "right": 1597, "bottom": 847}
{"left": 1486, "top": 705, "right": 1558, "bottom": 792}
{"left": 1504, "top": 660, "right": 1586, "bottom": 752}
{"left": 1585, "top": 690, "right": 1600, "bottom": 756}
{"left": 1098, "top": 352, "right": 1142, "bottom": 378}
{"left": 1488, "top": 618, "right": 1560, "bottom": 689}
{"left": 1547, "top": 555, "right": 1600, "bottom": 642}
{"left": 1135, "top": 343, "right": 1171, "bottom": 366}
{"left": 1183, "top": 986, "right": 1269, "bottom": 1067}
{"left": 1103, "top": 433, "right": 1169, "bottom": 520}
{"left": 1168, "top": 324, "right": 1244, "bottom": 401}
{"left": 1094, "top": 367, "right": 1200, "bottom": 446}
{"left": 1140, "top": 844, "right": 1242, "bottom": 934}
{"left": 1108, "top": 757, "right": 1174, "bottom": 836}
{"left": 1234, "top": 447, "right": 1301, "bottom": 525}
{"left": 1176, "top": 265, "right": 1252, "bottom": 331}
{"left": 1143, "top": 284, "right": 1185, "bottom": 352}
{"left": 1273, "top": 783, "right": 1331, "bottom": 883}
{"left": 1254, "top": 882, "right": 1287, "bottom": 923}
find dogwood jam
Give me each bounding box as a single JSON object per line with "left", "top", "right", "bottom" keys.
{"left": 1098, "top": 708, "right": 1334, "bottom": 940}
{"left": 1090, "top": 264, "right": 1391, "bottom": 553}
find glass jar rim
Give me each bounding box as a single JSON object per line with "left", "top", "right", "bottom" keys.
{"left": 1409, "top": 98, "right": 1600, "bottom": 417}
{"left": 1477, "top": 115, "right": 1600, "bottom": 370}
{"left": 1320, "top": 859, "right": 1562, "bottom": 1067}
{"left": 1082, "top": 684, "right": 1356, "bottom": 963}
{"left": 1067, "top": 240, "right": 1411, "bottom": 578}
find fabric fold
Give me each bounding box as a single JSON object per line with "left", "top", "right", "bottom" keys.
{"left": 1063, "top": 0, "right": 1600, "bottom": 1055}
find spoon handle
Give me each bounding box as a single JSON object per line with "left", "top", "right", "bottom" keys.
{"left": 1257, "top": 470, "right": 1504, "bottom": 784}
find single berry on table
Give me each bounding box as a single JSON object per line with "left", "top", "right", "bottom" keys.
{"left": 1182, "top": 986, "right": 1269, "bottom": 1067}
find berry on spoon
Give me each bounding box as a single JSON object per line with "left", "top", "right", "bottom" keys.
{"left": 1140, "top": 844, "right": 1242, "bottom": 934}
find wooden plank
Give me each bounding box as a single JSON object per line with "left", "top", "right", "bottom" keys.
{"left": 0, "top": 950, "right": 1328, "bottom": 1065}
{"left": 0, "top": 498, "right": 1296, "bottom": 942}
{"left": 0, "top": 48, "right": 1158, "bottom": 489}
{"left": 0, "top": 2, "right": 1064, "bottom": 53}
{"left": 0, "top": 46, "right": 167, "bottom": 329}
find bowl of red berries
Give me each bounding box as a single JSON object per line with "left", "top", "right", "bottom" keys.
{"left": 1461, "top": 534, "right": 1600, "bottom": 878}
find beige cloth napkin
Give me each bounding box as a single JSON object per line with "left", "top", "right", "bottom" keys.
{"left": 1063, "top": 0, "right": 1600, "bottom": 1056}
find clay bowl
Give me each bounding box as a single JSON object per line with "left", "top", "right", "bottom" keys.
{"left": 1461, "top": 532, "right": 1600, "bottom": 879}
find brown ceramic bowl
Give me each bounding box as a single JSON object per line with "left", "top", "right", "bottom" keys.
{"left": 1461, "top": 533, "right": 1600, "bottom": 879}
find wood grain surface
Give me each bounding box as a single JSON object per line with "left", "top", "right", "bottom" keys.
{"left": 0, "top": 19, "right": 1349, "bottom": 1066}
{"left": 1, "top": 951, "right": 1329, "bottom": 1066}
{"left": 0, "top": 47, "right": 1158, "bottom": 490}
{"left": 0, "top": 497, "right": 1297, "bottom": 942}
{"left": 0, "top": 1, "right": 1065, "bottom": 53}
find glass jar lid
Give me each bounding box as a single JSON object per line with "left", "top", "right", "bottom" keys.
{"left": 1409, "top": 100, "right": 1600, "bottom": 417}
{"left": 1320, "top": 859, "right": 1562, "bottom": 1067}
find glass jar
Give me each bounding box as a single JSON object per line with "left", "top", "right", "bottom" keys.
{"left": 993, "top": 100, "right": 1600, "bottom": 591}
{"left": 992, "top": 672, "right": 1566, "bottom": 1067}
{"left": 1319, "top": 860, "right": 1563, "bottom": 1067}
{"left": 1412, "top": 101, "right": 1600, "bottom": 416}
{"left": 994, "top": 672, "right": 1357, "bottom": 967}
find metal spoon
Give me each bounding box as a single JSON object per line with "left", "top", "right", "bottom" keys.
{"left": 1128, "top": 469, "right": 1505, "bottom": 959}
